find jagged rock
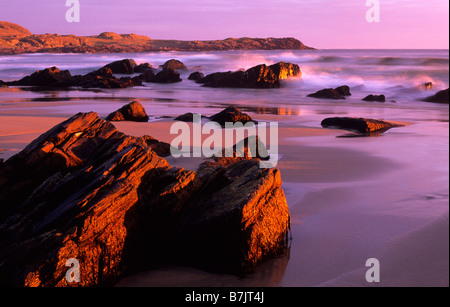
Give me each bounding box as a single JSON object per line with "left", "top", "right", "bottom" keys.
{"left": 106, "top": 101, "right": 149, "bottom": 122}
{"left": 10, "top": 66, "right": 72, "bottom": 87}
{"left": 133, "top": 63, "right": 153, "bottom": 73}
{"left": 308, "top": 87, "right": 347, "bottom": 100}
{"left": 102, "top": 59, "right": 137, "bottom": 74}
{"left": 363, "top": 94, "right": 386, "bottom": 102}
{"left": 151, "top": 68, "right": 182, "bottom": 83}
{"left": 321, "top": 117, "right": 401, "bottom": 134}
{"left": 269, "top": 62, "right": 301, "bottom": 80}
{"left": 424, "top": 88, "right": 449, "bottom": 104}
{"left": 198, "top": 64, "right": 280, "bottom": 89}
{"left": 188, "top": 72, "right": 204, "bottom": 81}
{"left": 0, "top": 112, "right": 290, "bottom": 287}
{"left": 209, "top": 106, "right": 255, "bottom": 127}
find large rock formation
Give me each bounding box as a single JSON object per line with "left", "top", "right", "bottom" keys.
{"left": 0, "top": 112, "right": 290, "bottom": 287}
{"left": 11, "top": 66, "right": 73, "bottom": 87}
{"left": 106, "top": 101, "right": 149, "bottom": 122}
{"left": 197, "top": 62, "right": 300, "bottom": 89}
{"left": 321, "top": 117, "right": 402, "bottom": 134}
{"left": 161, "top": 59, "right": 187, "bottom": 70}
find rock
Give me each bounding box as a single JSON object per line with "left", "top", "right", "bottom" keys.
{"left": 0, "top": 80, "right": 6, "bottom": 88}
{"left": 161, "top": 59, "right": 187, "bottom": 70}
{"left": 209, "top": 106, "right": 255, "bottom": 127}
{"left": 308, "top": 88, "right": 345, "bottom": 100}
{"left": 363, "top": 94, "right": 386, "bottom": 102}
{"left": 269, "top": 62, "right": 301, "bottom": 80}
{"left": 174, "top": 112, "right": 206, "bottom": 122}
{"left": 321, "top": 117, "right": 401, "bottom": 134}
{"left": 137, "top": 69, "right": 156, "bottom": 82}
{"left": 424, "top": 88, "right": 449, "bottom": 104}
{"left": 423, "top": 82, "right": 433, "bottom": 90}
{"left": 133, "top": 63, "right": 153, "bottom": 73}
{"left": 0, "top": 112, "right": 290, "bottom": 286}
{"left": 106, "top": 101, "right": 149, "bottom": 122}
{"left": 188, "top": 72, "right": 204, "bottom": 81}
{"left": 102, "top": 59, "right": 137, "bottom": 74}
{"left": 97, "top": 32, "right": 122, "bottom": 40}
{"left": 198, "top": 64, "right": 280, "bottom": 89}
{"left": 218, "top": 136, "right": 270, "bottom": 164}
{"left": 334, "top": 85, "right": 351, "bottom": 96}
{"left": 151, "top": 68, "right": 182, "bottom": 83}
{"left": 11, "top": 66, "right": 72, "bottom": 87}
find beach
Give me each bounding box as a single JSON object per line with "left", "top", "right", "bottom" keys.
{"left": 0, "top": 49, "right": 448, "bottom": 287}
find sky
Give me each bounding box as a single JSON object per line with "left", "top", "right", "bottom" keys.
{"left": 1, "top": 0, "right": 449, "bottom": 49}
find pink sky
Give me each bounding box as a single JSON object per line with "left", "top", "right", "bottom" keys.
{"left": 1, "top": 0, "right": 449, "bottom": 49}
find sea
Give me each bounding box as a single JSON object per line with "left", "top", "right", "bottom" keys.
{"left": 0, "top": 49, "right": 448, "bottom": 287}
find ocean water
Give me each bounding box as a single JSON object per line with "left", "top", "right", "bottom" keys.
{"left": 0, "top": 49, "right": 448, "bottom": 287}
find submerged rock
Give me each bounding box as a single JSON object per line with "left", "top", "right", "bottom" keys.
{"left": 321, "top": 117, "right": 401, "bottom": 134}
{"left": 0, "top": 112, "right": 290, "bottom": 286}
{"left": 308, "top": 88, "right": 346, "bottom": 100}
{"left": 188, "top": 71, "right": 204, "bottom": 81}
{"left": 424, "top": 88, "right": 449, "bottom": 104}
{"left": 106, "top": 101, "right": 149, "bottom": 122}
{"left": 209, "top": 106, "right": 256, "bottom": 127}
{"left": 363, "top": 94, "right": 386, "bottom": 102}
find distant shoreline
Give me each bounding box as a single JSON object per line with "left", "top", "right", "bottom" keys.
{"left": 0, "top": 21, "right": 315, "bottom": 55}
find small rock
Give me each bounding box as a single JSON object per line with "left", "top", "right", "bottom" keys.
{"left": 321, "top": 117, "right": 401, "bottom": 134}
{"left": 106, "top": 101, "right": 149, "bottom": 122}
{"left": 134, "top": 63, "right": 153, "bottom": 73}
{"left": 188, "top": 72, "right": 204, "bottom": 81}
{"left": 161, "top": 59, "right": 187, "bottom": 70}
{"left": 362, "top": 94, "right": 386, "bottom": 102}
{"left": 308, "top": 88, "right": 345, "bottom": 100}
{"left": 209, "top": 106, "right": 255, "bottom": 127}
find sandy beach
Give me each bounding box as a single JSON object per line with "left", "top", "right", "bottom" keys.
{"left": 1, "top": 94, "right": 448, "bottom": 287}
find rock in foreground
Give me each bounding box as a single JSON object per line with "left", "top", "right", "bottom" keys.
{"left": 106, "top": 101, "right": 149, "bottom": 122}
{"left": 0, "top": 112, "right": 290, "bottom": 287}
{"left": 321, "top": 117, "right": 401, "bottom": 134}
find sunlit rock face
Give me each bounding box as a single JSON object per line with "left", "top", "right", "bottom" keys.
{"left": 0, "top": 112, "right": 290, "bottom": 287}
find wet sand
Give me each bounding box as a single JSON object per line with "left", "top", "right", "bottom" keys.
{"left": 0, "top": 100, "right": 448, "bottom": 287}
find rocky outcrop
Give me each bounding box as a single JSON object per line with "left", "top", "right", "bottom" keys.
{"left": 308, "top": 86, "right": 351, "bottom": 100}
{"left": 106, "top": 101, "right": 149, "bottom": 122}
{"left": 209, "top": 106, "right": 255, "bottom": 127}
{"left": 0, "top": 22, "right": 314, "bottom": 55}
{"left": 424, "top": 88, "right": 449, "bottom": 104}
{"left": 161, "top": 59, "right": 187, "bottom": 70}
{"left": 9, "top": 66, "right": 73, "bottom": 87}
{"left": 0, "top": 112, "right": 290, "bottom": 287}
{"left": 198, "top": 62, "right": 300, "bottom": 89}
{"left": 102, "top": 59, "right": 137, "bottom": 74}
{"left": 321, "top": 117, "right": 401, "bottom": 134}
{"left": 188, "top": 72, "right": 205, "bottom": 81}
{"left": 134, "top": 63, "right": 153, "bottom": 73}
{"left": 6, "top": 65, "right": 142, "bottom": 89}
{"left": 363, "top": 94, "right": 386, "bottom": 102}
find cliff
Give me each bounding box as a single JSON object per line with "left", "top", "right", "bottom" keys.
{"left": 0, "top": 21, "right": 315, "bottom": 55}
